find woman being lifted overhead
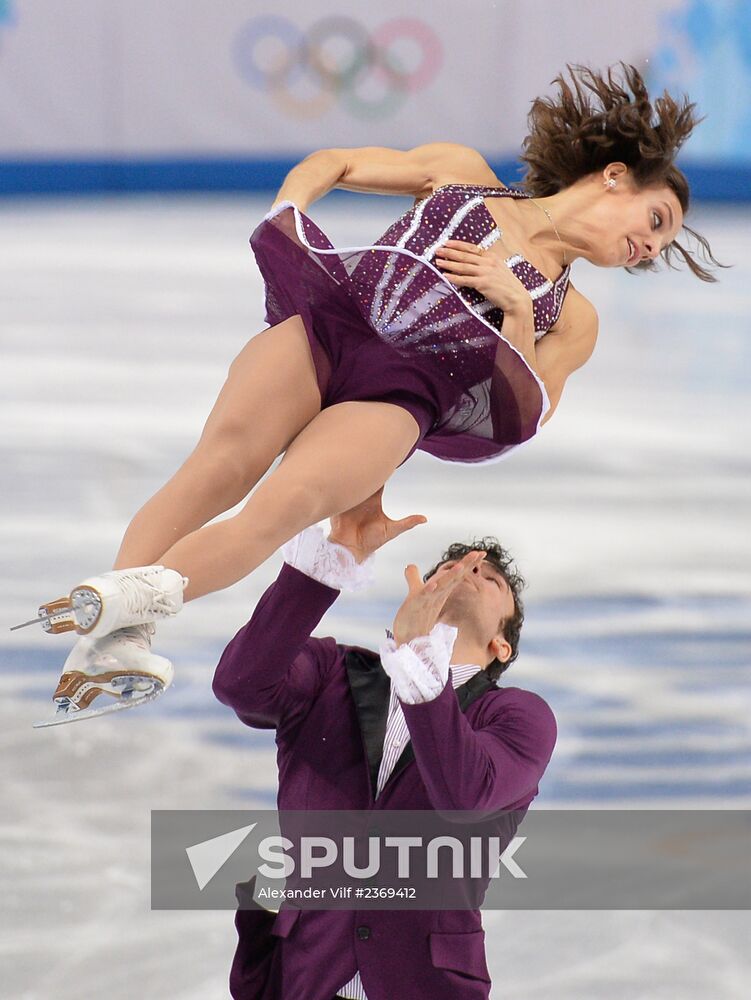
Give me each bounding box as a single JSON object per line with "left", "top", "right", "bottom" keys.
{"left": 19, "top": 61, "right": 723, "bottom": 725}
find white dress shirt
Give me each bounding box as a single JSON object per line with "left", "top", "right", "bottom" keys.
{"left": 281, "top": 524, "right": 488, "bottom": 1000}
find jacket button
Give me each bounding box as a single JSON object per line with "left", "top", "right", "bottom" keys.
{"left": 357, "top": 926, "right": 371, "bottom": 940}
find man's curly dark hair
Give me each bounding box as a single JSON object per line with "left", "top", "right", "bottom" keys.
{"left": 423, "top": 536, "right": 525, "bottom": 682}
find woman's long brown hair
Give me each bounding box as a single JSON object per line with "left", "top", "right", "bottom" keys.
{"left": 518, "top": 62, "right": 728, "bottom": 282}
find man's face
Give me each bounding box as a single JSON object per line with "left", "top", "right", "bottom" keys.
{"left": 431, "top": 557, "right": 516, "bottom": 663}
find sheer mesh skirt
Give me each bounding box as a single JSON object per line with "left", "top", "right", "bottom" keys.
{"left": 249, "top": 202, "right": 549, "bottom": 466}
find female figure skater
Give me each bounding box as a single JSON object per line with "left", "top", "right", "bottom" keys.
{"left": 21, "top": 62, "right": 723, "bottom": 724}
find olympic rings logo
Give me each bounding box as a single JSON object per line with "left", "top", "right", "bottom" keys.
{"left": 232, "top": 14, "right": 443, "bottom": 120}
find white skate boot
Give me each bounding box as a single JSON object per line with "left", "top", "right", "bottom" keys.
{"left": 12, "top": 565, "right": 188, "bottom": 639}
{"left": 33, "top": 623, "right": 174, "bottom": 728}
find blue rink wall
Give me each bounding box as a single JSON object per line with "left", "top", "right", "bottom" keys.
{"left": 0, "top": 158, "right": 750, "bottom": 201}
{"left": 2, "top": 0, "right": 751, "bottom": 201}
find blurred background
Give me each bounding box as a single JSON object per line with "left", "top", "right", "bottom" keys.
{"left": 1, "top": 1, "right": 749, "bottom": 998}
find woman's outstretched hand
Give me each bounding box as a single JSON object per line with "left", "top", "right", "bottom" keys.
{"left": 328, "top": 486, "right": 427, "bottom": 564}
{"left": 392, "top": 550, "right": 487, "bottom": 646}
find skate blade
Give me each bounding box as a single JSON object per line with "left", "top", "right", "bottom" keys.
{"left": 32, "top": 682, "right": 167, "bottom": 729}
{"left": 11, "top": 597, "right": 77, "bottom": 635}
{"left": 12, "top": 587, "right": 104, "bottom": 636}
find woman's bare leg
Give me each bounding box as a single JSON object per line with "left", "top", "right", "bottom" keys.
{"left": 157, "top": 399, "right": 421, "bottom": 601}
{"left": 112, "top": 315, "right": 322, "bottom": 569}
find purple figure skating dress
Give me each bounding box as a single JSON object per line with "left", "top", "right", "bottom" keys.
{"left": 249, "top": 183, "right": 572, "bottom": 465}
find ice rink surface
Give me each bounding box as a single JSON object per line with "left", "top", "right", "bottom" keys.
{"left": 1, "top": 192, "right": 750, "bottom": 998}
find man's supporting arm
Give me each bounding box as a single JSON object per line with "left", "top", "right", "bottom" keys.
{"left": 212, "top": 561, "right": 341, "bottom": 729}
{"left": 213, "top": 524, "right": 376, "bottom": 729}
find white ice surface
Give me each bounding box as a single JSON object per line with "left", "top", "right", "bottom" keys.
{"left": 1, "top": 193, "right": 749, "bottom": 998}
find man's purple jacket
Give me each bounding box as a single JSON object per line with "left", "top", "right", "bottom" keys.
{"left": 213, "top": 560, "right": 557, "bottom": 1000}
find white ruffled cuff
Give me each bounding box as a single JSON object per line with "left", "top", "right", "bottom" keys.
{"left": 378, "top": 622, "right": 459, "bottom": 704}
{"left": 281, "top": 523, "right": 376, "bottom": 592}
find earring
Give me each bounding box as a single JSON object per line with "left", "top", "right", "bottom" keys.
{"left": 604, "top": 178, "right": 617, "bottom": 189}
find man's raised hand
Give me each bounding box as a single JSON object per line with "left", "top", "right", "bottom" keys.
{"left": 392, "top": 550, "right": 487, "bottom": 646}
{"left": 328, "top": 485, "right": 427, "bottom": 564}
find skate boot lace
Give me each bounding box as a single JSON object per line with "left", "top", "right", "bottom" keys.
{"left": 113, "top": 622, "right": 156, "bottom": 647}
{"left": 118, "top": 572, "right": 178, "bottom": 620}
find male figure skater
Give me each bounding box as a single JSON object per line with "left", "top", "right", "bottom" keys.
{"left": 213, "top": 487, "right": 557, "bottom": 1000}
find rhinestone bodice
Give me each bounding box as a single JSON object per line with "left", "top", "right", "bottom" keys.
{"left": 375, "top": 183, "right": 571, "bottom": 340}
{"left": 253, "top": 193, "right": 557, "bottom": 464}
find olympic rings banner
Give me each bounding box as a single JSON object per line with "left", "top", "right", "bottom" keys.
{"left": 231, "top": 13, "right": 444, "bottom": 123}
{"left": 0, "top": 0, "right": 748, "bottom": 181}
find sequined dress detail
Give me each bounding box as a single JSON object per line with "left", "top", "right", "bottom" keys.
{"left": 249, "top": 183, "right": 572, "bottom": 464}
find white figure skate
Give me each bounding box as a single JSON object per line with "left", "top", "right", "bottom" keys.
{"left": 33, "top": 623, "right": 174, "bottom": 728}
{"left": 12, "top": 565, "right": 188, "bottom": 639}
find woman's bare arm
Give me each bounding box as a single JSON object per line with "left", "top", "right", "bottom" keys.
{"left": 271, "top": 143, "right": 499, "bottom": 211}
{"left": 534, "top": 287, "right": 599, "bottom": 425}
{"left": 332, "top": 142, "right": 500, "bottom": 197}
{"left": 271, "top": 150, "right": 347, "bottom": 212}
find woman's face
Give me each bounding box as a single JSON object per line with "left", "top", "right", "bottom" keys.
{"left": 589, "top": 168, "right": 684, "bottom": 269}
